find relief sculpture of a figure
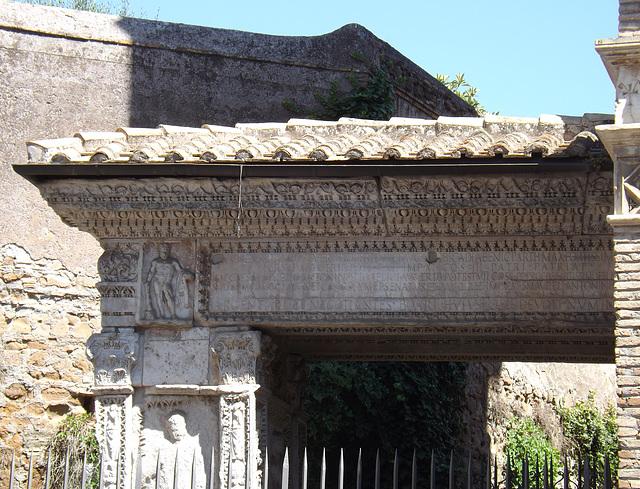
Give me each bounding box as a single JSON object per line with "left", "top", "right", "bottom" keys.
{"left": 156, "top": 411, "right": 206, "bottom": 489}
{"left": 144, "top": 243, "right": 194, "bottom": 320}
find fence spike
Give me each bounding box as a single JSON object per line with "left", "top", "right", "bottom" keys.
{"left": 536, "top": 457, "right": 540, "bottom": 489}
{"left": 174, "top": 444, "right": 181, "bottom": 489}
{"left": 467, "top": 453, "right": 472, "bottom": 489}
{"left": 549, "top": 456, "right": 553, "bottom": 489}
{"left": 412, "top": 449, "right": 418, "bottom": 489}
{"left": 357, "top": 448, "right": 362, "bottom": 489}
{"left": 262, "top": 446, "right": 268, "bottom": 489}
{"left": 523, "top": 456, "right": 529, "bottom": 489}
{"left": 8, "top": 449, "right": 15, "bottom": 489}
{"left": 27, "top": 451, "right": 34, "bottom": 489}
{"left": 449, "top": 449, "right": 455, "bottom": 489}
{"left": 45, "top": 448, "right": 52, "bottom": 489}
{"left": 494, "top": 455, "right": 498, "bottom": 489}
{"left": 63, "top": 446, "right": 70, "bottom": 489}
{"left": 375, "top": 449, "right": 381, "bottom": 489}
{"left": 81, "top": 450, "right": 88, "bottom": 489}
{"left": 192, "top": 446, "right": 199, "bottom": 489}
{"left": 282, "top": 447, "right": 289, "bottom": 489}
{"left": 320, "top": 448, "right": 326, "bottom": 489}
{"left": 133, "top": 451, "right": 141, "bottom": 489}
{"left": 505, "top": 453, "right": 511, "bottom": 489}
{"left": 302, "top": 447, "right": 308, "bottom": 489}
{"left": 604, "top": 454, "right": 612, "bottom": 489}
{"left": 393, "top": 449, "right": 399, "bottom": 489}
{"left": 338, "top": 448, "right": 344, "bottom": 489}
{"left": 543, "top": 455, "right": 548, "bottom": 489}
{"left": 583, "top": 455, "right": 590, "bottom": 489}
{"left": 99, "top": 453, "right": 105, "bottom": 489}
{"left": 563, "top": 458, "right": 569, "bottom": 489}
{"left": 155, "top": 450, "right": 161, "bottom": 489}
{"left": 430, "top": 450, "right": 435, "bottom": 489}
{"left": 485, "top": 454, "right": 490, "bottom": 489}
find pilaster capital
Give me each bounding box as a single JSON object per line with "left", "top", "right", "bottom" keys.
{"left": 86, "top": 329, "right": 138, "bottom": 387}
{"left": 211, "top": 328, "right": 262, "bottom": 385}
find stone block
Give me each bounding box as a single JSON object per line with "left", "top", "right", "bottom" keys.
{"left": 617, "top": 263, "right": 640, "bottom": 272}
{"left": 27, "top": 351, "right": 49, "bottom": 367}
{"left": 71, "top": 322, "right": 92, "bottom": 339}
{"left": 51, "top": 319, "right": 69, "bottom": 337}
{"left": 3, "top": 384, "right": 27, "bottom": 401}
{"left": 40, "top": 387, "right": 70, "bottom": 402}
{"left": 9, "top": 317, "right": 30, "bottom": 334}
{"left": 24, "top": 403, "right": 45, "bottom": 416}
{"left": 143, "top": 339, "right": 209, "bottom": 385}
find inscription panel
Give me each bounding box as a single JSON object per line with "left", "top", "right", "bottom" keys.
{"left": 205, "top": 249, "right": 613, "bottom": 321}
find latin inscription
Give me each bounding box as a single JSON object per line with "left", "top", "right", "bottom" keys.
{"left": 209, "top": 251, "right": 613, "bottom": 315}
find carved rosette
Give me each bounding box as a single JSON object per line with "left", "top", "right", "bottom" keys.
{"left": 211, "top": 330, "right": 261, "bottom": 385}
{"left": 86, "top": 331, "right": 138, "bottom": 388}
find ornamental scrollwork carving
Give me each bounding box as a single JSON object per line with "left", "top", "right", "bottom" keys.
{"left": 211, "top": 330, "right": 261, "bottom": 385}
{"left": 98, "top": 243, "right": 139, "bottom": 282}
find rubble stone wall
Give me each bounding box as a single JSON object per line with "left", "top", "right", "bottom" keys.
{"left": 0, "top": 244, "right": 100, "bottom": 484}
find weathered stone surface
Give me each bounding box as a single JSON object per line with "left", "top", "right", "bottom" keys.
{"left": 3, "top": 383, "right": 27, "bottom": 401}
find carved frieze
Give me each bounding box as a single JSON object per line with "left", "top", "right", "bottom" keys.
{"left": 37, "top": 174, "right": 613, "bottom": 239}
{"left": 86, "top": 330, "right": 138, "bottom": 387}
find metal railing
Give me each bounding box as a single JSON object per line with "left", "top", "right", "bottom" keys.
{"left": 5, "top": 446, "right": 615, "bottom": 489}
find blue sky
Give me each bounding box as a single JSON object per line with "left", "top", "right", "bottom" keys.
{"left": 129, "top": 0, "right": 618, "bottom": 118}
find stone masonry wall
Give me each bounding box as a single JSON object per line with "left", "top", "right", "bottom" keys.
{"left": 463, "top": 362, "right": 617, "bottom": 484}
{"left": 0, "top": 244, "right": 100, "bottom": 486}
{"left": 612, "top": 229, "right": 640, "bottom": 488}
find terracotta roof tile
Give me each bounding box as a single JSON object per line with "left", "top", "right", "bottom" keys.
{"left": 25, "top": 115, "right": 612, "bottom": 164}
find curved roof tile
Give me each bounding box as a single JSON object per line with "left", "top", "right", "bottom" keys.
{"left": 25, "top": 114, "right": 611, "bottom": 164}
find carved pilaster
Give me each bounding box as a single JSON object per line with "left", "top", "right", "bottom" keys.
{"left": 87, "top": 330, "right": 138, "bottom": 489}
{"left": 211, "top": 328, "right": 262, "bottom": 489}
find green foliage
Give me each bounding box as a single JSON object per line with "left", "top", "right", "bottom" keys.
{"left": 505, "top": 417, "right": 561, "bottom": 486}
{"left": 47, "top": 413, "right": 100, "bottom": 488}
{"left": 303, "top": 361, "right": 467, "bottom": 488}
{"left": 283, "top": 53, "right": 405, "bottom": 121}
{"left": 558, "top": 392, "right": 618, "bottom": 485}
{"left": 16, "top": 0, "right": 145, "bottom": 17}
{"left": 436, "top": 73, "right": 489, "bottom": 115}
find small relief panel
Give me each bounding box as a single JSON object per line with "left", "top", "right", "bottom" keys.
{"left": 138, "top": 397, "right": 217, "bottom": 489}
{"left": 97, "top": 241, "right": 142, "bottom": 328}
{"left": 139, "top": 241, "right": 196, "bottom": 327}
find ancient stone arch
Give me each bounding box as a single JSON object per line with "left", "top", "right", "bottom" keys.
{"left": 15, "top": 113, "right": 617, "bottom": 488}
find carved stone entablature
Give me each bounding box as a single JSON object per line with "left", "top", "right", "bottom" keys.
{"left": 211, "top": 329, "right": 261, "bottom": 385}
{"left": 36, "top": 174, "right": 613, "bottom": 239}
{"left": 87, "top": 330, "right": 138, "bottom": 387}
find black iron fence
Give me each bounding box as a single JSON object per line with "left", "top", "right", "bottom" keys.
{"left": 5, "top": 446, "right": 615, "bottom": 489}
